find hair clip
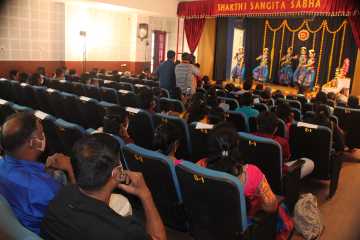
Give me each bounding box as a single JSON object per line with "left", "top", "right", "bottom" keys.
{"left": 222, "top": 150, "right": 229, "bottom": 157}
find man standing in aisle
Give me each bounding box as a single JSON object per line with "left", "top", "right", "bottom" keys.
{"left": 155, "top": 50, "right": 176, "bottom": 97}
{"left": 175, "top": 52, "right": 201, "bottom": 95}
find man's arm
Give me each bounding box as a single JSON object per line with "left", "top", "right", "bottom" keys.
{"left": 118, "top": 171, "right": 166, "bottom": 240}
{"left": 46, "top": 154, "right": 76, "bottom": 184}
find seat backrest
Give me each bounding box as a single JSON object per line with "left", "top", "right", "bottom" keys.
{"left": 175, "top": 161, "right": 247, "bottom": 240}
{"left": 0, "top": 195, "right": 42, "bottom": 240}
{"left": 303, "top": 102, "right": 314, "bottom": 113}
{"left": 289, "top": 122, "right": 332, "bottom": 179}
{"left": 60, "top": 92, "right": 83, "bottom": 125}
{"left": 71, "top": 82, "right": 86, "bottom": 96}
{"left": 117, "top": 90, "right": 140, "bottom": 108}
{"left": 226, "top": 111, "right": 248, "bottom": 132}
{"left": 33, "top": 86, "right": 52, "bottom": 114}
{"left": 100, "top": 87, "right": 119, "bottom": 104}
{"left": 134, "top": 84, "right": 151, "bottom": 94}
{"left": 34, "top": 110, "right": 64, "bottom": 155}
{"left": 153, "top": 114, "right": 192, "bottom": 161}
{"left": 238, "top": 132, "right": 283, "bottom": 194}
{"left": 46, "top": 89, "right": 66, "bottom": 119}
{"left": 54, "top": 118, "right": 85, "bottom": 156}
{"left": 0, "top": 99, "right": 15, "bottom": 124}
{"left": 159, "top": 98, "right": 185, "bottom": 113}
{"left": 76, "top": 96, "right": 103, "bottom": 129}
{"left": 9, "top": 80, "right": 21, "bottom": 103}
{"left": 0, "top": 79, "right": 12, "bottom": 100}
{"left": 84, "top": 85, "right": 101, "bottom": 101}
{"left": 334, "top": 106, "right": 360, "bottom": 148}
{"left": 253, "top": 103, "right": 269, "bottom": 113}
{"left": 126, "top": 107, "right": 155, "bottom": 150}
{"left": 287, "top": 100, "right": 302, "bottom": 111}
{"left": 123, "top": 144, "right": 186, "bottom": 230}
{"left": 189, "top": 122, "right": 213, "bottom": 162}
{"left": 218, "top": 97, "right": 239, "bottom": 111}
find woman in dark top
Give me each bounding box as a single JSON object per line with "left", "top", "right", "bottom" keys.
{"left": 310, "top": 104, "right": 345, "bottom": 152}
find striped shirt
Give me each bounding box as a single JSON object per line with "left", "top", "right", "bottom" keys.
{"left": 175, "top": 63, "right": 200, "bottom": 94}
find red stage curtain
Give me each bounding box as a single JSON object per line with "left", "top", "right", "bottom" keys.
{"left": 184, "top": 18, "right": 205, "bottom": 54}
{"left": 349, "top": 16, "right": 360, "bottom": 49}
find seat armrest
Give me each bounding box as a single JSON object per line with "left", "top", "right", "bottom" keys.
{"left": 286, "top": 159, "right": 305, "bottom": 173}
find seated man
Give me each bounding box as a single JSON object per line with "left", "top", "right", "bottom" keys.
{"left": 0, "top": 112, "right": 75, "bottom": 234}
{"left": 41, "top": 134, "right": 166, "bottom": 240}
{"left": 254, "top": 112, "right": 314, "bottom": 178}
{"left": 235, "top": 92, "right": 259, "bottom": 120}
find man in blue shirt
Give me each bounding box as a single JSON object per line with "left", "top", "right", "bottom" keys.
{"left": 0, "top": 112, "right": 75, "bottom": 234}
{"left": 236, "top": 92, "right": 259, "bottom": 124}
{"left": 155, "top": 50, "right": 176, "bottom": 97}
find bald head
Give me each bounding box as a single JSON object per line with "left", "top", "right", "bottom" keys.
{"left": 1, "top": 112, "right": 38, "bottom": 154}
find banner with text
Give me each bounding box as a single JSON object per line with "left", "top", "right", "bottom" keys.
{"left": 178, "top": 0, "right": 360, "bottom": 18}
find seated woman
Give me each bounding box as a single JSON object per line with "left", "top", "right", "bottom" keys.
{"left": 254, "top": 112, "right": 314, "bottom": 179}
{"left": 308, "top": 104, "right": 345, "bottom": 152}
{"left": 197, "top": 123, "right": 293, "bottom": 239}
{"left": 138, "top": 88, "right": 157, "bottom": 115}
{"left": 184, "top": 93, "right": 209, "bottom": 123}
{"left": 103, "top": 108, "right": 134, "bottom": 144}
{"left": 275, "top": 102, "right": 294, "bottom": 138}
{"left": 153, "top": 122, "right": 182, "bottom": 165}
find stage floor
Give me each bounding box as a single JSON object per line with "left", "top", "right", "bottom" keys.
{"left": 221, "top": 80, "right": 318, "bottom": 97}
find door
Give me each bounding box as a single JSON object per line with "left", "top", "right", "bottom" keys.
{"left": 151, "top": 31, "right": 167, "bottom": 72}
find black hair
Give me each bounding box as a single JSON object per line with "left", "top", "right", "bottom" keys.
{"left": 187, "top": 93, "right": 208, "bottom": 123}
{"left": 9, "top": 70, "right": 18, "bottom": 80}
{"left": 327, "top": 92, "right": 336, "bottom": 101}
{"left": 257, "top": 111, "right": 279, "bottom": 134}
{"left": 73, "top": 133, "right": 121, "bottom": 191}
{"left": 206, "top": 123, "right": 244, "bottom": 176}
{"left": 153, "top": 122, "right": 182, "bottom": 155}
{"left": 36, "top": 67, "right": 46, "bottom": 76}
{"left": 348, "top": 96, "right": 359, "bottom": 109}
{"left": 28, "top": 73, "right": 41, "bottom": 86}
{"left": 241, "top": 92, "right": 253, "bottom": 106}
{"left": 1, "top": 112, "right": 37, "bottom": 154}
{"left": 167, "top": 50, "right": 175, "bottom": 59}
{"left": 255, "top": 83, "right": 264, "bottom": 91}
{"left": 103, "top": 109, "right": 129, "bottom": 135}
{"left": 261, "top": 87, "right": 272, "bottom": 99}
{"left": 69, "top": 69, "right": 77, "bottom": 75}
{"left": 18, "top": 72, "right": 29, "bottom": 83}
{"left": 181, "top": 52, "right": 189, "bottom": 61}
{"left": 312, "top": 104, "right": 331, "bottom": 127}
{"left": 55, "top": 68, "right": 64, "bottom": 76}
{"left": 314, "top": 91, "right": 328, "bottom": 105}
{"left": 208, "top": 107, "right": 225, "bottom": 125}
{"left": 243, "top": 79, "right": 253, "bottom": 91}
{"left": 276, "top": 102, "right": 292, "bottom": 123}
{"left": 139, "top": 88, "right": 155, "bottom": 111}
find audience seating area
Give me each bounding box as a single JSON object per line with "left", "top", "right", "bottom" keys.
{"left": 1, "top": 75, "right": 360, "bottom": 240}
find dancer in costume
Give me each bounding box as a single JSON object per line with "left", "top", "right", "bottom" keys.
{"left": 293, "top": 47, "right": 307, "bottom": 87}
{"left": 252, "top": 48, "right": 269, "bottom": 82}
{"left": 278, "top": 47, "right": 297, "bottom": 86}
{"left": 303, "top": 49, "right": 316, "bottom": 90}
{"left": 231, "top": 47, "right": 245, "bottom": 82}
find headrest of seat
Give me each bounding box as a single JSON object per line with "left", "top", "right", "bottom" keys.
{"left": 79, "top": 96, "right": 92, "bottom": 102}
{"left": 104, "top": 80, "right": 113, "bottom": 84}
{"left": 134, "top": 84, "right": 145, "bottom": 87}
{"left": 126, "top": 107, "right": 140, "bottom": 114}
{"left": 297, "top": 122, "right": 319, "bottom": 129}
{"left": 34, "top": 111, "right": 49, "bottom": 120}
{"left": 0, "top": 99, "right": 9, "bottom": 105}
{"left": 195, "top": 122, "right": 213, "bottom": 130}
{"left": 118, "top": 90, "right": 130, "bottom": 94}
{"left": 46, "top": 88, "right": 56, "bottom": 93}
{"left": 20, "top": 83, "right": 29, "bottom": 87}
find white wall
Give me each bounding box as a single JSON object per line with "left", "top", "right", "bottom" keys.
{"left": 65, "top": 2, "right": 138, "bottom": 61}
{"left": 0, "top": 0, "right": 65, "bottom": 61}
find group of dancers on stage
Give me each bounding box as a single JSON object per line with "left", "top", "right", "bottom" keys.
{"left": 231, "top": 46, "right": 316, "bottom": 90}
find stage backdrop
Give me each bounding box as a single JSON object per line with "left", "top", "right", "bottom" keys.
{"left": 242, "top": 17, "right": 357, "bottom": 86}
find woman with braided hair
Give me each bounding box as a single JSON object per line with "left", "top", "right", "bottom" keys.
{"left": 197, "top": 123, "right": 293, "bottom": 240}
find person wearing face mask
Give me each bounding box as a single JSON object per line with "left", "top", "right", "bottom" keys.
{"left": 0, "top": 112, "right": 75, "bottom": 235}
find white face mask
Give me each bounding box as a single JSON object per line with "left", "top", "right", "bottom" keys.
{"left": 31, "top": 132, "right": 46, "bottom": 152}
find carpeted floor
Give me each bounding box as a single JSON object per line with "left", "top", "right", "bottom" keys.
{"left": 167, "top": 149, "right": 360, "bottom": 240}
